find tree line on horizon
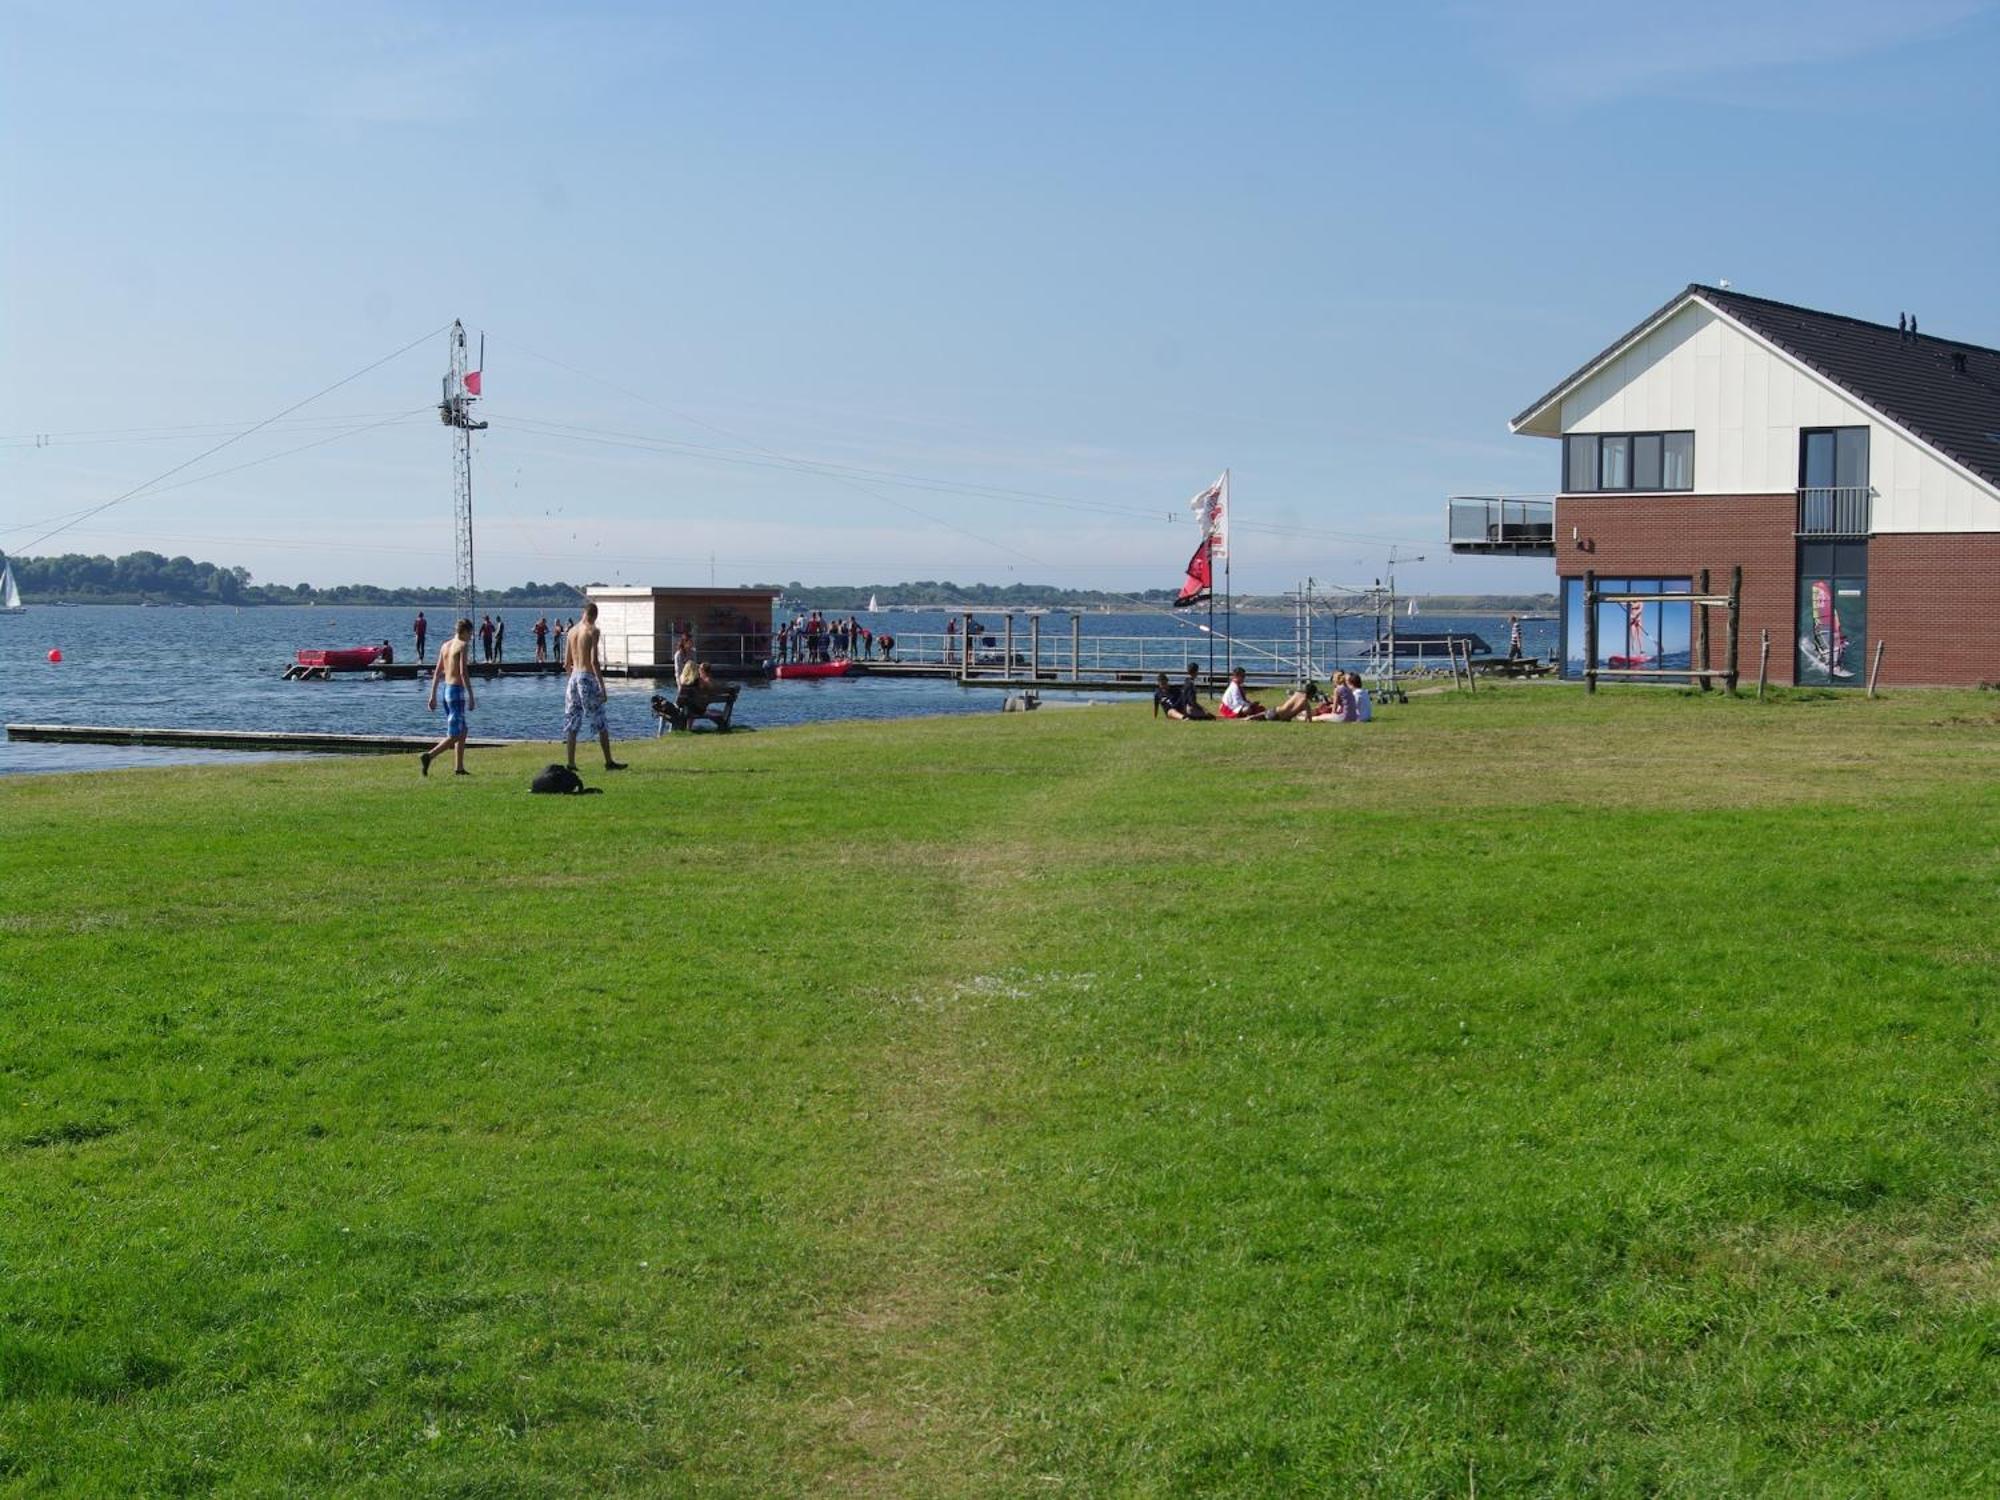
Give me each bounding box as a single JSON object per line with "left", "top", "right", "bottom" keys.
{"left": 3, "top": 550, "right": 1554, "bottom": 612}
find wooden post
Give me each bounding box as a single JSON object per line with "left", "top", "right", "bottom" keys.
{"left": 960, "top": 610, "right": 972, "bottom": 683}
{"left": 1724, "top": 566, "right": 1742, "bottom": 694}
{"left": 1070, "top": 612, "right": 1081, "bottom": 682}
{"left": 1757, "top": 628, "right": 1770, "bottom": 701}
{"left": 1867, "top": 639, "right": 1885, "bottom": 698}
{"left": 1030, "top": 614, "right": 1041, "bottom": 683}
{"left": 1004, "top": 613, "right": 1014, "bottom": 682}
{"left": 1584, "top": 570, "right": 1598, "bottom": 694}
{"left": 1462, "top": 637, "right": 1476, "bottom": 693}
{"left": 1697, "top": 568, "right": 1711, "bottom": 692}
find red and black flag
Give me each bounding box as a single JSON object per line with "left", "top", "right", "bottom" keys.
{"left": 1173, "top": 536, "right": 1213, "bottom": 608}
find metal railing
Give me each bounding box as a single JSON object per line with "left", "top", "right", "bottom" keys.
{"left": 1797, "top": 486, "right": 1871, "bottom": 536}
{"left": 1447, "top": 495, "right": 1554, "bottom": 551}
{"left": 609, "top": 627, "right": 1330, "bottom": 681}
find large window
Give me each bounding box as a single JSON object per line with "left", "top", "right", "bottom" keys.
{"left": 1801, "top": 427, "right": 1868, "bottom": 490}
{"left": 1796, "top": 540, "right": 1867, "bottom": 686}
{"left": 1561, "top": 577, "right": 1694, "bottom": 681}
{"left": 1563, "top": 431, "right": 1694, "bottom": 493}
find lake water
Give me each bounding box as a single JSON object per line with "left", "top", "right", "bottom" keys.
{"left": 0, "top": 605, "right": 1556, "bottom": 775}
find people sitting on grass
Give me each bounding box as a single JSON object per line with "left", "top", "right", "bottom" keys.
{"left": 1310, "top": 674, "right": 1355, "bottom": 721}
{"left": 1217, "top": 667, "right": 1266, "bottom": 719}
{"left": 1308, "top": 672, "right": 1375, "bottom": 723}
{"left": 1220, "top": 667, "right": 1315, "bottom": 721}
{"left": 1153, "top": 672, "right": 1196, "bottom": 719}
{"left": 1180, "top": 662, "right": 1212, "bottom": 718}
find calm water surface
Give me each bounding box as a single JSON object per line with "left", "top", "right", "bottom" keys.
{"left": 0, "top": 605, "right": 1555, "bottom": 775}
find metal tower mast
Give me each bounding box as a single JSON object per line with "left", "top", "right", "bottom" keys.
{"left": 438, "top": 321, "right": 487, "bottom": 620}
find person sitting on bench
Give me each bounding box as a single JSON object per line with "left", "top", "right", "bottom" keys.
{"left": 652, "top": 663, "right": 739, "bottom": 733}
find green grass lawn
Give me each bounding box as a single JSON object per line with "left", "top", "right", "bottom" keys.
{"left": 4, "top": 686, "right": 1999, "bottom": 1496}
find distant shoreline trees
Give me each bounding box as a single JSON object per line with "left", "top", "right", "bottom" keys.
{"left": 3, "top": 551, "right": 590, "bottom": 607}
{"left": 2, "top": 550, "right": 1555, "bottom": 613}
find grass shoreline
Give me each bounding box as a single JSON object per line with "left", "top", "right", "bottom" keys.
{"left": 4, "top": 687, "right": 1998, "bottom": 1494}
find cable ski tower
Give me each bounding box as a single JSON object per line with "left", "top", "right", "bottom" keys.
{"left": 438, "top": 321, "right": 487, "bottom": 619}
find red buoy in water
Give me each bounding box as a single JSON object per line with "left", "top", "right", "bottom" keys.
{"left": 47, "top": 648, "right": 62, "bottom": 664}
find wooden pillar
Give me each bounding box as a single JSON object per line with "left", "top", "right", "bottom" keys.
{"left": 1030, "top": 614, "right": 1041, "bottom": 682}
{"left": 1004, "top": 614, "right": 1015, "bottom": 682}
{"left": 1697, "top": 567, "right": 1711, "bottom": 692}
{"left": 1070, "top": 613, "right": 1081, "bottom": 682}
{"left": 1725, "top": 566, "right": 1742, "bottom": 694}
{"left": 1584, "top": 569, "right": 1598, "bottom": 694}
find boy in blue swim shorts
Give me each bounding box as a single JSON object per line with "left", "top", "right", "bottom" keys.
{"left": 563, "top": 601, "right": 628, "bottom": 773}
{"left": 421, "top": 618, "right": 477, "bottom": 776}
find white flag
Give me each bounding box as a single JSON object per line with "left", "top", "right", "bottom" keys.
{"left": 1189, "top": 471, "right": 1229, "bottom": 559}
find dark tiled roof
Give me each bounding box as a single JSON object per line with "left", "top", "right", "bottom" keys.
{"left": 1515, "top": 284, "right": 2000, "bottom": 493}
{"left": 1704, "top": 286, "right": 2000, "bottom": 491}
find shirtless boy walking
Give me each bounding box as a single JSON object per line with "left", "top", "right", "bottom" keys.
{"left": 563, "top": 602, "right": 628, "bottom": 773}
{"left": 421, "top": 618, "right": 476, "bottom": 776}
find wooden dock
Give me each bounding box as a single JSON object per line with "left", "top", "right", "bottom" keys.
{"left": 6, "top": 724, "right": 518, "bottom": 755}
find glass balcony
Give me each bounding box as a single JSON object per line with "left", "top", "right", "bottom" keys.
{"left": 1447, "top": 496, "right": 1554, "bottom": 556}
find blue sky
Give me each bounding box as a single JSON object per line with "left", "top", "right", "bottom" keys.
{"left": 5, "top": 0, "right": 1996, "bottom": 593}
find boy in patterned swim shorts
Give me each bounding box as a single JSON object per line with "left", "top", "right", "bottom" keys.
{"left": 563, "top": 601, "right": 628, "bottom": 773}
{"left": 421, "top": 618, "right": 476, "bottom": 776}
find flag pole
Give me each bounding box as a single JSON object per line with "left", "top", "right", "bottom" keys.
{"left": 1224, "top": 469, "right": 1233, "bottom": 674}
{"left": 1206, "top": 539, "right": 1215, "bottom": 677}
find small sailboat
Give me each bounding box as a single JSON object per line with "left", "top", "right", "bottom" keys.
{"left": 1406, "top": 597, "right": 1417, "bottom": 617}
{"left": 868, "top": 594, "right": 879, "bottom": 612}
{"left": 0, "top": 559, "right": 23, "bottom": 614}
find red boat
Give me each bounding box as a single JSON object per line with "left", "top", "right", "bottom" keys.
{"left": 774, "top": 658, "right": 853, "bottom": 680}
{"left": 296, "top": 646, "right": 384, "bottom": 670}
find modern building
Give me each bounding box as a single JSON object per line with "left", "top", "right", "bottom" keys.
{"left": 584, "top": 585, "right": 778, "bottom": 673}
{"left": 1452, "top": 286, "right": 2000, "bottom": 686}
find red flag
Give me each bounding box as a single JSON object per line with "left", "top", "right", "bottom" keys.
{"left": 1173, "top": 537, "right": 1213, "bottom": 608}
{"left": 464, "top": 370, "right": 482, "bottom": 396}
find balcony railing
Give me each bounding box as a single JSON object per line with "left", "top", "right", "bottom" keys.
{"left": 1797, "top": 486, "right": 1871, "bottom": 537}
{"left": 1447, "top": 495, "right": 1554, "bottom": 555}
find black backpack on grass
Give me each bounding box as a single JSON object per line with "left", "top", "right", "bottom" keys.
{"left": 530, "top": 764, "right": 599, "bottom": 795}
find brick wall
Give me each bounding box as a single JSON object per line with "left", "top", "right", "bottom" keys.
{"left": 1868, "top": 534, "right": 2000, "bottom": 687}
{"left": 1555, "top": 494, "right": 1798, "bottom": 683}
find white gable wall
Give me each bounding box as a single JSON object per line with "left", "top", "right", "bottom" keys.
{"left": 1554, "top": 300, "right": 2000, "bottom": 533}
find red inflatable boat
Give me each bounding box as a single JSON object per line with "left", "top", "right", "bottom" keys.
{"left": 296, "top": 646, "right": 384, "bottom": 670}
{"left": 774, "top": 658, "right": 853, "bottom": 680}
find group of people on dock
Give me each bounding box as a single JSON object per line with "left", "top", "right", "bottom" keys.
{"left": 418, "top": 602, "right": 626, "bottom": 778}
{"left": 412, "top": 610, "right": 581, "bottom": 667}
{"left": 1154, "top": 664, "right": 1374, "bottom": 723}
{"left": 775, "top": 611, "right": 893, "bottom": 664}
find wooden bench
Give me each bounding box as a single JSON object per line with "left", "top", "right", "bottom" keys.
{"left": 1471, "top": 656, "right": 1553, "bottom": 678}
{"left": 651, "top": 686, "right": 744, "bottom": 734}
